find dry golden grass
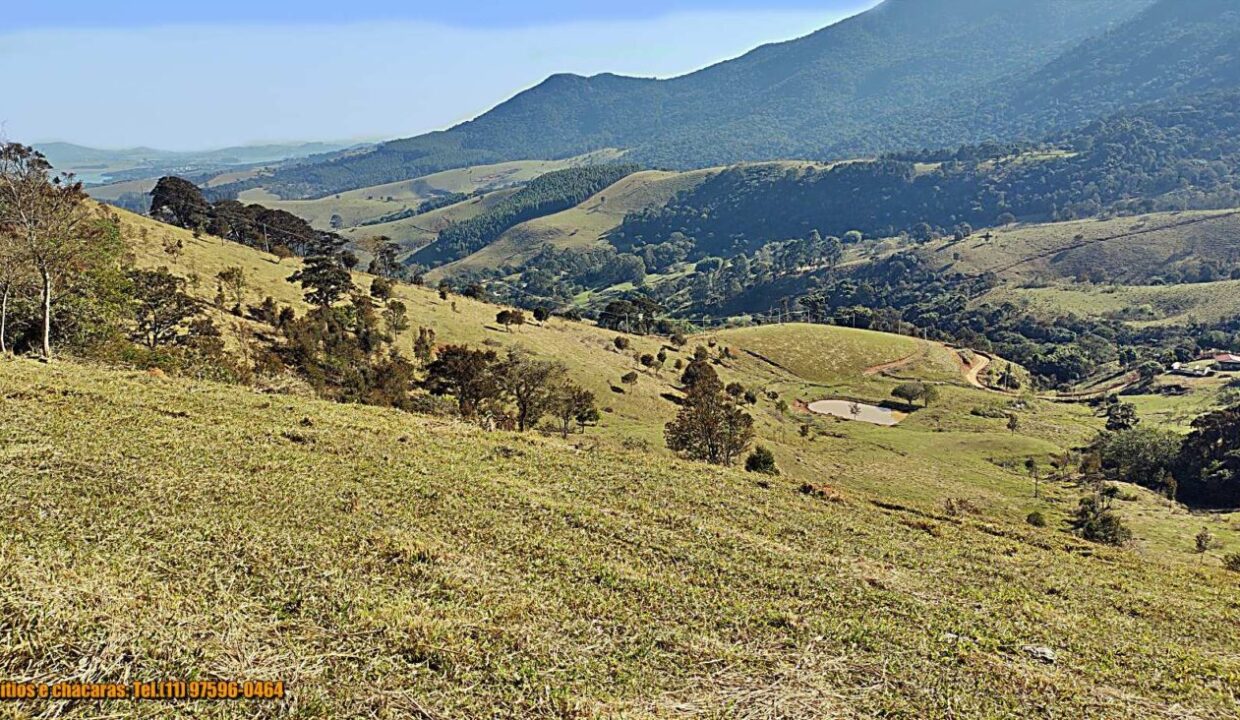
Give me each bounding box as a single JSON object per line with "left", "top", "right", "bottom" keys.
{"left": 2, "top": 358, "right": 1239, "bottom": 718}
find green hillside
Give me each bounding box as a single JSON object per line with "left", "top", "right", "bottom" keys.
{"left": 1004, "top": 0, "right": 1240, "bottom": 133}
{"left": 435, "top": 169, "right": 718, "bottom": 279}
{"left": 237, "top": 154, "right": 622, "bottom": 230}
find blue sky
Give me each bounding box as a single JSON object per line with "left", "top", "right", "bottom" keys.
{"left": 1, "top": 1, "right": 877, "bottom": 150}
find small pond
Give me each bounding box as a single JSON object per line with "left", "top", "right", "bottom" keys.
{"left": 807, "top": 400, "right": 905, "bottom": 426}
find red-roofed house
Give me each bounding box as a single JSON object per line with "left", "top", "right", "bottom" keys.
{"left": 1214, "top": 354, "right": 1240, "bottom": 372}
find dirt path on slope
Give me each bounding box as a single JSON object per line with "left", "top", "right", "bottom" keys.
{"left": 963, "top": 353, "right": 991, "bottom": 389}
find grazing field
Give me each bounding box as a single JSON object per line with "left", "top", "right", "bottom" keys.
{"left": 2, "top": 358, "right": 1239, "bottom": 719}
{"left": 435, "top": 169, "right": 718, "bottom": 279}
{"left": 111, "top": 208, "right": 1240, "bottom": 562}
{"left": 985, "top": 278, "right": 1240, "bottom": 328}
{"left": 938, "top": 209, "right": 1240, "bottom": 284}
{"left": 708, "top": 324, "right": 925, "bottom": 384}
{"left": 239, "top": 152, "right": 625, "bottom": 230}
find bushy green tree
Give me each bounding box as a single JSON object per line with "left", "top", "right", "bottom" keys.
{"left": 665, "top": 367, "right": 754, "bottom": 466}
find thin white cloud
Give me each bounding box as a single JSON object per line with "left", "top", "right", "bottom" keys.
{"left": 0, "top": 9, "right": 856, "bottom": 149}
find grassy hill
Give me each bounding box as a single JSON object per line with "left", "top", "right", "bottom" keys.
{"left": 4, "top": 207, "right": 1240, "bottom": 715}
{"left": 237, "top": 153, "right": 622, "bottom": 231}
{"left": 936, "top": 209, "right": 1240, "bottom": 285}
{"left": 4, "top": 349, "right": 1240, "bottom": 718}
{"left": 433, "top": 169, "right": 717, "bottom": 280}
{"left": 110, "top": 208, "right": 1240, "bottom": 559}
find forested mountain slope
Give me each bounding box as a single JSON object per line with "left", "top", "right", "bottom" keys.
{"left": 215, "top": 0, "right": 1154, "bottom": 199}
{"left": 1003, "top": 0, "right": 1240, "bottom": 133}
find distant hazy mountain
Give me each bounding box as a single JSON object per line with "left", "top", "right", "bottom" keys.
{"left": 33, "top": 141, "right": 364, "bottom": 183}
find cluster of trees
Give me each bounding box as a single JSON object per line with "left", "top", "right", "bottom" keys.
{"left": 151, "top": 176, "right": 350, "bottom": 260}
{"left": 412, "top": 165, "right": 640, "bottom": 267}
{"left": 1087, "top": 400, "right": 1240, "bottom": 509}
{"left": 423, "top": 346, "right": 598, "bottom": 436}
{"left": 0, "top": 144, "right": 247, "bottom": 377}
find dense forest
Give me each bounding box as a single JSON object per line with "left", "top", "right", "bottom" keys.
{"left": 410, "top": 165, "right": 639, "bottom": 267}
{"left": 613, "top": 91, "right": 1240, "bottom": 266}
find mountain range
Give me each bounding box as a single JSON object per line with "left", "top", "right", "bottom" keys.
{"left": 202, "top": 0, "right": 1240, "bottom": 200}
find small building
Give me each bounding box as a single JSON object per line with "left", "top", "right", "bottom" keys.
{"left": 1213, "top": 354, "right": 1240, "bottom": 372}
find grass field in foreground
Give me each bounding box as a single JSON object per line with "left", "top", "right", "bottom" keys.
{"left": 2, "top": 358, "right": 1239, "bottom": 719}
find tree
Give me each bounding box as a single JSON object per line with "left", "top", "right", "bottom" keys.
{"left": 288, "top": 256, "right": 354, "bottom": 307}
{"left": 1175, "top": 405, "right": 1240, "bottom": 508}
{"left": 128, "top": 267, "right": 200, "bottom": 349}
{"left": 824, "top": 235, "right": 844, "bottom": 268}
{"left": 1105, "top": 402, "right": 1140, "bottom": 432}
{"left": 680, "top": 359, "right": 717, "bottom": 389}
{"left": 0, "top": 143, "right": 115, "bottom": 360}
{"left": 1007, "top": 413, "right": 1021, "bottom": 433}
{"left": 498, "top": 350, "right": 565, "bottom": 432}
{"left": 370, "top": 277, "right": 394, "bottom": 300}
{"left": 382, "top": 300, "right": 409, "bottom": 338}
{"left": 892, "top": 382, "right": 933, "bottom": 408}
{"left": 0, "top": 226, "right": 30, "bottom": 355}
{"left": 149, "top": 176, "right": 210, "bottom": 230}
{"left": 1025, "top": 457, "right": 1041, "bottom": 499}
{"left": 413, "top": 326, "right": 437, "bottom": 364}
{"left": 216, "top": 266, "right": 246, "bottom": 309}
{"left": 665, "top": 368, "right": 754, "bottom": 466}
{"left": 1096, "top": 427, "right": 1180, "bottom": 492}
{"left": 496, "top": 309, "right": 525, "bottom": 332}
{"left": 550, "top": 382, "right": 597, "bottom": 438}
{"left": 361, "top": 236, "right": 402, "bottom": 278}
{"left": 532, "top": 307, "right": 551, "bottom": 323}
{"left": 1194, "top": 527, "right": 1220, "bottom": 564}
{"left": 423, "top": 345, "right": 501, "bottom": 419}
{"left": 745, "top": 446, "right": 779, "bottom": 475}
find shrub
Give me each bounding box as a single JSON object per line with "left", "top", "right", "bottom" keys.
{"left": 370, "top": 277, "right": 394, "bottom": 300}
{"left": 745, "top": 446, "right": 779, "bottom": 475}
{"left": 614, "top": 336, "right": 631, "bottom": 351}
{"left": 1026, "top": 511, "right": 1047, "bottom": 528}
{"left": 1224, "top": 554, "right": 1240, "bottom": 573}
{"left": 1071, "top": 494, "right": 1132, "bottom": 546}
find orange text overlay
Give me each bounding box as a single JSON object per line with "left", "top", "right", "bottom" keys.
{"left": 1, "top": 681, "right": 285, "bottom": 701}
